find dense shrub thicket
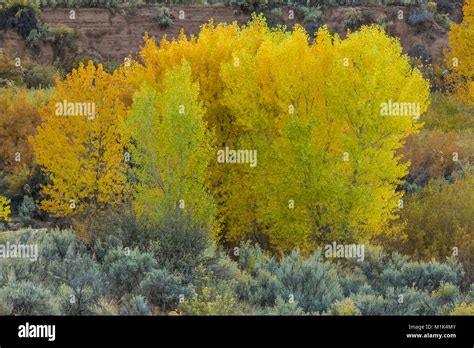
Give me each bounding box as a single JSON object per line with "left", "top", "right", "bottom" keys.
{"left": 0, "top": 228, "right": 472, "bottom": 315}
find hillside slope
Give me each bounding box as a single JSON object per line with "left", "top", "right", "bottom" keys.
{"left": 0, "top": 5, "right": 461, "bottom": 66}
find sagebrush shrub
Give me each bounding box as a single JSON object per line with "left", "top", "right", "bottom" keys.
{"left": 138, "top": 269, "right": 192, "bottom": 310}
{"left": 103, "top": 247, "right": 157, "bottom": 296}
{"left": 0, "top": 229, "right": 471, "bottom": 315}
{"left": 120, "top": 295, "right": 150, "bottom": 315}
{"left": 18, "top": 195, "right": 37, "bottom": 222}
{"left": 408, "top": 6, "right": 433, "bottom": 26}
{"left": 0, "top": 281, "right": 58, "bottom": 315}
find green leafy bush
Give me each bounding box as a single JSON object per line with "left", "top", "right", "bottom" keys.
{"left": 46, "top": 24, "right": 78, "bottom": 63}
{"left": 23, "top": 64, "right": 56, "bottom": 88}
{"left": 400, "top": 176, "right": 474, "bottom": 287}
{"left": 420, "top": 93, "right": 474, "bottom": 132}
{"left": 103, "top": 247, "right": 157, "bottom": 296}
{"left": 434, "top": 12, "right": 450, "bottom": 30}
{"left": 236, "top": 243, "right": 344, "bottom": 312}
{"left": 327, "top": 298, "right": 361, "bottom": 315}
{"left": 138, "top": 268, "right": 192, "bottom": 310}
{"left": 147, "top": 214, "right": 211, "bottom": 283}
{"left": 178, "top": 285, "right": 240, "bottom": 315}
{"left": 120, "top": 295, "right": 150, "bottom": 315}
{"left": 0, "top": 4, "right": 40, "bottom": 39}
{"left": 156, "top": 6, "right": 173, "bottom": 28}
{"left": 408, "top": 6, "right": 433, "bottom": 26}
{"left": 345, "top": 8, "right": 363, "bottom": 31}
{"left": 18, "top": 195, "right": 36, "bottom": 222}
{"left": 265, "top": 296, "right": 306, "bottom": 315}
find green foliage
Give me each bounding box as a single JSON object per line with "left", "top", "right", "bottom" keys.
{"left": 0, "top": 229, "right": 471, "bottom": 315}
{"left": 103, "top": 247, "right": 157, "bottom": 296}
{"left": 46, "top": 24, "right": 78, "bottom": 63}
{"left": 327, "top": 298, "right": 361, "bottom": 315}
{"left": 469, "top": 284, "right": 474, "bottom": 302}
{"left": 237, "top": 0, "right": 268, "bottom": 14}
{"left": 147, "top": 214, "right": 211, "bottom": 283}
{"left": 25, "top": 28, "right": 41, "bottom": 47}
{"left": 0, "top": 54, "right": 56, "bottom": 88}
{"left": 426, "top": 1, "right": 437, "bottom": 14}
{"left": 345, "top": 8, "right": 363, "bottom": 31}
{"left": 351, "top": 286, "right": 436, "bottom": 315}
{"left": 400, "top": 176, "right": 474, "bottom": 287}
{"left": 0, "top": 4, "right": 39, "bottom": 39}
{"left": 380, "top": 258, "right": 463, "bottom": 293}
{"left": 138, "top": 268, "right": 192, "bottom": 310}
{"left": 120, "top": 295, "right": 150, "bottom": 315}
{"left": 420, "top": 93, "right": 474, "bottom": 132}
{"left": 408, "top": 6, "right": 433, "bottom": 26}
{"left": 236, "top": 243, "right": 344, "bottom": 312}
{"left": 434, "top": 12, "right": 451, "bottom": 30}
{"left": 0, "top": 281, "right": 58, "bottom": 315}
{"left": 126, "top": 61, "right": 216, "bottom": 232}
{"left": 178, "top": 285, "right": 240, "bottom": 315}
{"left": 89, "top": 208, "right": 213, "bottom": 284}
{"left": 155, "top": 6, "right": 173, "bottom": 28}
{"left": 265, "top": 296, "right": 306, "bottom": 315}
{"left": 18, "top": 195, "right": 37, "bottom": 222}
{"left": 23, "top": 63, "right": 56, "bottom": 88}
{"left": 269, "top": 7, "right": 282, "bottom": 17}
{"left": 295, "top": 6, "right": 323, "bottom": 36}
{"left": 432, "top": 282, "right": 460, "bottom": 307}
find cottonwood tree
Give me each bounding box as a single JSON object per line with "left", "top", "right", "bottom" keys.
{"left": 123, "top": 20, "right": 268, "bottom": 240}
{"left": 219, "top": 24, "right": 430, "bottom": 251}
{"left": 30, "top": 62, "right": 129, "bottom": 217}
{"left": 126, "top": 61, "right": 216, "bottom": 232}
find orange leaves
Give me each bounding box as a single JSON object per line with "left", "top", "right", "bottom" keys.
{"left": 0, "top": 88, "right": 44, "bottom": 175}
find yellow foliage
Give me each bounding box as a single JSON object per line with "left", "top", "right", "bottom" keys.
{"left": 30, "top": 62, "right": 130, "bottom": 216}
{"left": 446, "top": 0, "right": 474, "bottom": 106}
{"left": 126, "top": 62, "right": 216, "bottom": 230}
{"left": 29, "top": 17, "right": 430, "bottom": 252}
{"left": 219, "top": 24, "right": 429, "bottom": 251}
{"left": 0, "top": 196, "right": 11, "bottom": 222}
{"left": 0, "top": 0, "right": 39, "bottom": 10}
{"left": 450, "top": 302, "right": 474, "bottom": 315}
{"left": 0, "top": 88, "right": 49, "bottom": 174}
{"left": 120, "top": 18, "right": 430, "bottom": 251}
